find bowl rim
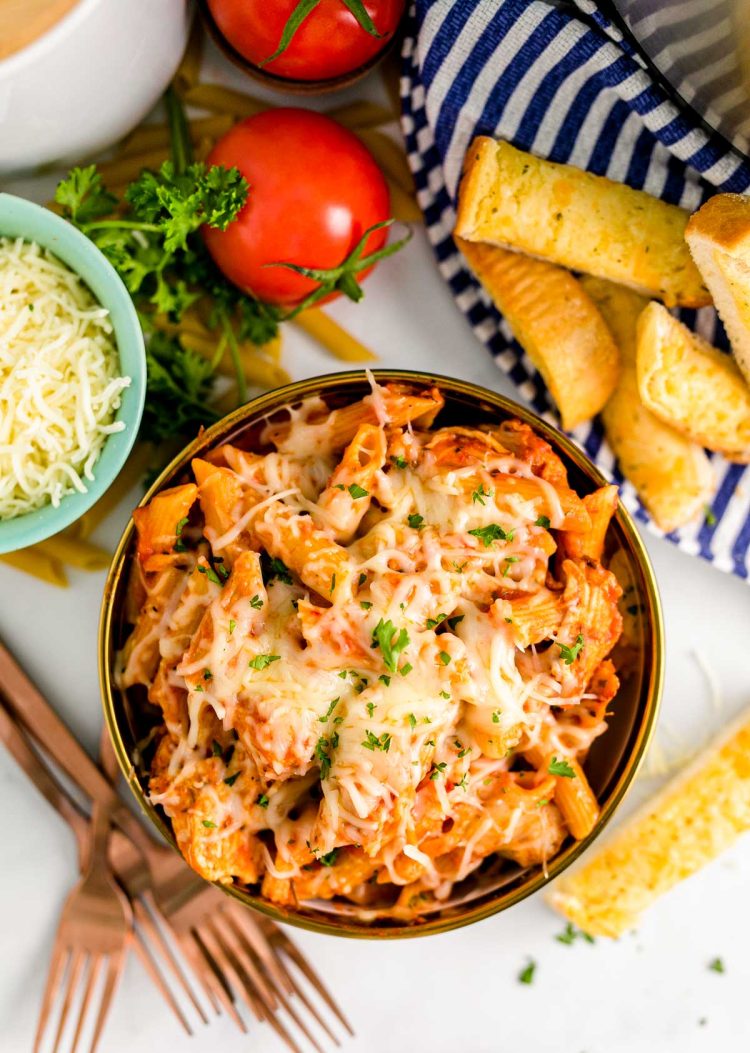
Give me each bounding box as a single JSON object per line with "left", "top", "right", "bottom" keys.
{"left": 0, "top": 0, "right": 101, "bottom": 78}
{"left": 99, "top": 368, "right": 664, "bottom": 939}
{"left": 0, "top": 192, "right": 146, "bottom": 554}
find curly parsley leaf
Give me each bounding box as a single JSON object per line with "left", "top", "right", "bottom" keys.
{"left": 371, "top": 618, "right": 410, "bottom": 673}
{"left": 548, "top": 756, "right": 576, "bottom": 778}
{"left": 468, "top": 523, "right": 513, "bottom": 546}
{"left": 557, "top": 634, "right": 584, "bottom": 665}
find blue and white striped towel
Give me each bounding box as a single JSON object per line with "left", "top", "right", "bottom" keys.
{"left": 400, "top": 0, "right": 750, "bottom": 580}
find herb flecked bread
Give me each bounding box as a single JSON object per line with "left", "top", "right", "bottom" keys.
{"left": 582, "top": 277, "right": 714, "bottom": 531}
{"left": 686, "top": 192, "right": 750, "bottom": 384}
{"left": 456, "top": 238, "right": 619, "bottom": 429}
{"left": 454, "top": 137, "right": 711, "bottom": 308}
{"left": 636, "top": 301, "right": 750, "bottom": 462}
{"left": 547, "top": 711, "right": 750, "bottom": 937}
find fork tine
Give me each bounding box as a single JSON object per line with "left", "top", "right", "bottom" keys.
{"left": 175, "top": 931, "right": 222, "bottom": 1017}
{"left": 198, "top": 921, "right": 269, "bottom": 1026}
{"left": 87, "top": 950, "right": 127, "bottom": 1053}
{"left": 133, "top": 897, "right": 207, "bottom": 1025}
{"left": 216, "top": 914, "right": 329, "bottom": 1053}
{"left": 212, "top": 911, "right": 279, "bottom": 1007}
{"left": 132, "top": 929, "right": 192, "bottom": 1036}
{"left": 69, "top": 954, "right": 103, "bottom": 1053}
{"left": 33, "top": 941, "right": 68, "bottom": 1053}
{"left": 267, "top": 924, "right": 355, "bottom": 1037}
{"left": 51, "top": 948, "right": 87, "bottom": 1053}
{"left": 182, "top": 930, "right": 248, "bottom": 1033}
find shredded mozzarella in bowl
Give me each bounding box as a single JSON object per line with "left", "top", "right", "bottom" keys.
{"left": 0, "top": 236, "right": 131, "bottom": 520}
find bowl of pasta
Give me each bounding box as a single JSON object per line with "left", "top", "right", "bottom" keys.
{"left": 100, "top": 370, "right": 663, "bottom": 936}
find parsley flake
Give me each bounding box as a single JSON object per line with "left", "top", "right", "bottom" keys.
{"left": 399, "top": 662, "right": 413, "bottom": 676}
{"left": 319, "top": 849, "right": 338, "bottom": 867}
{"left": 366, "top": 701, "right": 375, "bottom": 717}
{"left": 372, "top": 618, "right": 410, "bottom": 673}
{"left": 360, "top": 600, "right": 373, "bottom": 610}
{"left": 535, "top": 515, "right": 551, "bottom": 529}
{"left": 362, "top": 730, "right": 391, "bottom": 752}
{"left": 174, "top": 516, "right": 189, "bottom": 552}
{"left": 262, "top": 554, "right": 293, "bottom": 585}
{"left": 407, "top": 713, "right": 417, "bottom": 728}
{"left": 492, "top": 710, "right": 501, "bottom": 724}
{"left": 709, "top": 957, "right": 725, "bottom": 974}
{"left": 472, "top": 484, "right": 493, "bottom": 506}
{"left": 468, "top": 524, "right": 513, "bottom": 546}
{"left": 429, "top": 762, "right": 447, "bottom": 780}
{"left": 257, "top": 793, "right": 269, "bottom": 809}
{"left": 211, "top": 740, "right": 223, "bottom": 757}
{"left": 426, "top": 613, "right": 447, "bottom": 630}
{"left": 518, "top": 961, "right": 536, "bottom": 985}
{"left": 249, "top": 653, "right": 280, "bottom": 671}
{"left": 391, "top": 455, "right": 407, "bottom": 469}
{"left": 223, "top": 771, "right": 240, "bottom": 787}
{"left": 439, "top": 691, "right": 451, "bottom": 700}
{"left": 379, "top": 674, "right": 391, "bottom": 687}
{"left": 557, "top": 634, "right": 584, "bottom": 664}
{"left": 348, "top": 483, "right": 369, "bottom": 499}
{"left": 315, "top": 734, "right": 339, "bottom": 778}
{"left": 249, "top": 594, "right": 263, "bottom": 609}
{"left": 228, "top": 618, "right": 236, "bottom": 635}
{"left": 438, "top": 651, "right": 451, "bottom": 665}
{"left": 408, "top": 513, "right": 425, "bottom": 530}
{"left": 502, "top": 555, "right": 520, "bottom": 577}
{"left": 358, "top": 572, "right": 367, "bottom": 586}
{"left": 201, "top": 819, "right": 216, "bottom": 829}
{"left": 705, "top": 507, "right": 717, "bottom": 527}
{"left": 198, "top": 565, "right": 222, "bottom": 586}
{"left": 319, "top": 698, "right": 340, "bottom": 722}
{"left": 548, "top": 756, "right": 576, "bottom": 778}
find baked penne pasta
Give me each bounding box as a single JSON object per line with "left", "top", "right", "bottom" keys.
{"left": 118, "top": 380, "right": 625, "bottom": 912}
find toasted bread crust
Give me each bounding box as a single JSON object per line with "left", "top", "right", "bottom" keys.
{"left": 455, "top": 137, "right": 711, "bottom": 308}
{"left": 457, "top": 238, "right": 619, "bottom": 429}
{"left": 636, "top": 302, "right": 750, "bottom": 462}
{"left": 547, "top": 712, "right": 750, "bottom": 938}
{"left": 686, "top": 193, "right": 750, "bottom": 255}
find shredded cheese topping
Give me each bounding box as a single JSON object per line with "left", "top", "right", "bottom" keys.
{"left": 0, "top": 237, "right": 130, "bottom": 519}
{"left": 121, "top": 380, "right": 624, "bottom": 916}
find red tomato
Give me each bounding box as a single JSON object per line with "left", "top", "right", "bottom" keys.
{"left": 203, "top": 109, "right": 391, "bottom": 307}
{"left": 206, "top": 0, "right": 405, "bottom": 82}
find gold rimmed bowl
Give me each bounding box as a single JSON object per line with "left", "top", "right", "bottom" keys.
{"left": 99, "top": 369, "right": 664, "bottom": 938}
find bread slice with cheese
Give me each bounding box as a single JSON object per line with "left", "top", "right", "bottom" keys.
{"left": 582, "top": 277, "right": 714, "bottom": 531}
{"left": 686, "top": 193, "right": 750, "bottom": 384}
{"left": 547, "top": 709, "right": 750, "bottom": 938}
{"left": 455, "top": 137, "right": 710, "bottom": 308}
{"left": 636, "top": 301, "right": 750, "bottom": 462}
{"left": 457, "top": 238, "right": 619, "bottom": 429}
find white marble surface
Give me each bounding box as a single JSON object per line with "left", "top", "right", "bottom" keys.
{"left": 2, "top": 34, "right": 750, "bottom": 1053}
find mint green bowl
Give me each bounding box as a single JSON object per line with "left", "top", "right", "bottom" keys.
{"left": 0, "top": 194, "right": 146, "bottom": 555}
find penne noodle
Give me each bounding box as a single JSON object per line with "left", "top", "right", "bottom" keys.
{"left": 558, "top": 485, "right": 619, "bottom": 563}
{"left": 0, "top": 551, "right": 67, "bottom": 587}
{"left": 182, "top": 81, "right": 268, "bottom": 120}
{"left": 95, "top": 148, "right": 171, "bottom": 187}
{"left": 386, "top": 178, "right": 423, "bottom": 224}
{"left": 524, "top": 748, "right": 600, "bottom": 840}
{"left": 117, "top": 115, "right": 234, "bottom": 159}
{"left": 292, "top": 309, "right": 377, "bottom": 362}
{"left": 34, "top": 536, "right": 111, "bottom": 572}
{"left": 326, "top": 99, "right": 394, "bottom": 130}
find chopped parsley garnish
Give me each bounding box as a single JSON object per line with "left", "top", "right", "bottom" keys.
{"left": 492, "top": 710, "right": 501, "bottom": 724}
{"left": 201, "top": 819, "right": 216, "bottom": 829}
{"left": 557, "top": 634, "right": 584, "bottom": 664}
{"left": 408, "top": 713, "right": 417, "bottom": 728}
{"left": 372, "top": 618, "right": 410, "bottom": 673}
{"left": 315, "top": 733, "right": 339, "bottom": 778}
{"left": 426, "top": 613, "right": 447, "bottom": 630}
{"left": 228, "top": 618, "right": 236, "bottom": 635}
{"left": 211, "top": 740, "right": 223, "bottom": 758}
{"left": 447, "top": 614, "right": 464, "bottom": 631}
{"left": 203, "top": 668, "right": 213, "bottom": 681}
{"left": 360, "top": 600, "right": 373, "bottom": 610}
{"left": 391, "top": 455, "right": 407, "bottom": 469}
{"left": 319, "top": 849, "right": 338, "bottom": 867}
{"left": 334, "top": 483, "right": 345, "bottom": 491}
{"left": 223, "top": 771, "right": 240, "bottom": 787}
{"left": 452, "top": 560, "right": 468, "bottom": 573}
{"left": 502, "top": 555, "right": 520, "bottom": 577}
{"left": 362, "top": 730, "right": 391, "bottom": 752}
{"left": 705, "top": 506, "right": 717, "bottom": 527}
{"left": 348, "top": 483, "right": 369, "bottom": 499}
{"left": 438, "top": 651, "right": 451, "bottom": 665}
{"left": 548, "top": 756, "right": 576, "bottom": 778}
{"left": 379, "top": 674, "right": 391, "bottom": 687}
{"left": 399, "top": 663, "right": 413, "bottom": 676}
{"left": 439, "top": 691, "right": 451, "bottom": 700}
{"left": 338, "top": 670, "right": 348, "bottom": 679}
{"left": 215, "top": 561, "right": 229, "bottom": 580}
{"left": 358, "top": 572, "right": 367, "bottom": 586}
{"left": 556, "top": 923, "right": 594, "bottom": 945}
{"left": 468, "top": 524, "right": 513, "bottom": 546}
{"left": 408, "top": 513, "right": 425, "bottom": 530}
{"left": 429, "top": 762, "right": 447, "bottom": 780}
{"left": 455, "top": 741, "right": 470, "bottom": 758}
{"left": 518, "top": 961, "right": 536, "bottom": 985}
{"left": 257, "top": 793, "right": 270, "bottom": 809}
{"left": 535, "top": 515, "right": 551, "bottom": 529}
{"left": 455, "top": 773, "right": 469, "bottom": 791}
{"left": 366, "top": 701, "right": 375, "bottom": 717}
{"left": 174, "top": 516, "right": 189, "bottom": 552}
{"left": 248, "top": 653, "right": 281, "bottom": 671}
{"left": 249, "top": 594, "right": 263, "bottom": 609}
{"left": 261, "top": 554, "right": 293, "bottom": 586}
{"left": 194, "top": 684, "right": 204, "bottom": 693}
{"left": 471, "top": 484, "right": 492, "bottom": 505}
{"left": 330, "top": 574, "right": 336, "bottom": 594}
{"left": 319, "top": 698, "right": 340, "bottom": 722}
{"left": 198, "top": 565, "right": 222, "bottom": 586}
{"left": 709, "top": 957, "right": 725, "bottom": 974}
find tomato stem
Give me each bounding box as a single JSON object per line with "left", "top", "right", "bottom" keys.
{"left": 265, "top": 219, "right": 412, "bottom": 318}
{"left": 260, "top": 0, "right": 383, "bottom": 68}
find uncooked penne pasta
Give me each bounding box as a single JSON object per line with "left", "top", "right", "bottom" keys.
{"left": 292, "top": 309, "right": 377, "bottom": 363}
{"left": 34, "top": 536, "right": 111, "bottom": 572}
{"left": 0, "top": 551, "right": 67, "bottom": 587}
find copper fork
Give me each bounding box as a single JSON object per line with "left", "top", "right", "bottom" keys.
{"left": 30, "top": 728, "right": 132, "bottom": 1053}
{"left": 0, "top": 638, "right": 353, "bottom": 1050}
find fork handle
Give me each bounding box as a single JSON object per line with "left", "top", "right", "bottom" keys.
{"left": 0, "top": 638, "right": 157, "bottom": 855}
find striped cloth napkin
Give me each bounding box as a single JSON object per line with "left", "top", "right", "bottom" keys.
{"left": 400, "top": 0, "right": 750, "bottom": 580}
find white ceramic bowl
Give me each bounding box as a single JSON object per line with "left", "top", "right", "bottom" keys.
{"left": 0, "top": 0, "right": 191, "bottom": 175}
